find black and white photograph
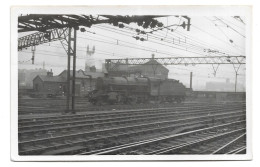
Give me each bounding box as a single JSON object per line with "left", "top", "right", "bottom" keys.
{"left": 11, "top": 6, "right": 252, "bottom": 161}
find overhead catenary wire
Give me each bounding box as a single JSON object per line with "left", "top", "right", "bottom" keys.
{"left": 77, "top": 35, "right": 204, "bottom": 57}
{"left": 144, "top": 27, "right": 242, "bottom": 57}
{"left": 18, "top": 15, "right": 246, "bottom": 80}
{"left": 214, "top": 17, "right": 246, "bottom": 38}
{"left": 20, "top": 28, "right": 246, "bottom": 63}
{"left": 112, "top": 18, "right": 243, "bottom": 54}
{"left": 84, "top": 25, "right": 213, "bottom": 57}
{"left": 205, "top": 17, "right": 245, "bottom": 51}
{"left": 83, "top": 25, "right": 218, "bottom": 57}
{"left": 19, "top": 24, "right": 246, "bottom": 77}
{"left": 19, "top": 16, "right": 245, "bottom": 58}
{"left": 101, "top": 23, "right": 204, "bottom": 51}
{"left": 173, "top": 29, "right": 243, "bottom": 56}
{"left": 218, "top": 17, "right": 245, "bottom": 31}
{"left": 191, "top": 24, "right": 245, "bottom": 53}
{"left": 94, "top": 21, "right": 244, "bottom": 57}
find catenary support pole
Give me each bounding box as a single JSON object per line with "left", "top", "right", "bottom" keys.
{"left": 233, "top": 64, "right": 241, "bottom": 93}
{"left": 66, "top": 28, "right": 72, "bottom": 112}
{"left": 235, "top": 72, "right": 238, "bottom": 92}
{"left": 71, "top": 28, "right": 77, "bottom": 113}
{"left": 66, "top": 27, "right": 77, "bottom": 113}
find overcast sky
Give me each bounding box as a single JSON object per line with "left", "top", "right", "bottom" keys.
{"left": 18, "top": 15, "right": 246, "bottom": 90}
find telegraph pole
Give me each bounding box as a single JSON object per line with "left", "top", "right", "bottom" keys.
{"left": 126, "top": 58, "right": 129, "bottom": 77}
{"left": 235, "top": 73, "right": 238, "bottom": 92}
{"left": 190, "top": 72, "right": 193, "bottom": 89}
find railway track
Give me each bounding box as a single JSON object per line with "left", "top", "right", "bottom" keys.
{"left": 19, "top": 102, "right": 245, "bottom": 123}
{"left": 211, "top": 133, "right": 246, "bottom": 154}
{"left": 18, "top": 99, "right": 246, "bottom": 155}
{"left": 80, "top": 121, "right": 245, "bottom": 155}
{"left": 18, "top": 99, "right": 244, "bottom": 115}
{"left": 19, "top": 102, "right": 244, "bottom": 124}
{"left": 18, "top": 107, "right": 245, "bottom": 155}
{"left": 18, "top": 104, "right": 245, "bottom": 141}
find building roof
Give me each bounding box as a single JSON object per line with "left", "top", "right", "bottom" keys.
{"left": 35, "top": 75, "right": 66, "bottom": 83}
{"left": 128, "top": 59, "right": 169, "bottom": 72}
{"left": 33, "top": 69, "right": 105, "bottom": 84}
{"left": 59, "top": 70, "right": 104, "bottom": 79}
{"left": 109, "top": 59, "right": 169, "bottom": 72}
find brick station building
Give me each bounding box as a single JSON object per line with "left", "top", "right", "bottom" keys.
{"left": 33, "top": 69, "right": 104, "bottom": 97}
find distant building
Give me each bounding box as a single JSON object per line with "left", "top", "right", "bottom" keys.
{"left": 128, "top": 58, "right": 169, "bottom": 79}
{"left": 205, "top": 78, "right": 245, "bottom": 92}
{"left": 33, "top": 70, "right": 66, "bottom": 96}
{"left": 33, "top": 68, "right": 104, "bottom": 97}
{"left": 107, "top": 54, "right": 169, "bottom": 79}
{"left": 18, "top": 68, "right": 48, "bottom": 88}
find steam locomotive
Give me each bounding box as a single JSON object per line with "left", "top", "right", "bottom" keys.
{"left": 88, "top": 76, "right": 186, "bottom": 105}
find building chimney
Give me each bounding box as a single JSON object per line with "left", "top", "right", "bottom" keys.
{"left": 89, "top": 66, "right": 96, "bottom": 72}
{"left": 152, "top": 53, "right": 155, "bottom": 59}
{"left": 47, "top": 69, "right": 53, "bottom": 77}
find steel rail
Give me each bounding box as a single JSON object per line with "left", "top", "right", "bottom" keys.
{"left": 89, "top": 120, "right": 246, "bottom": 155}
{"left": 18, "top": 102, "right": 246, "bottom": 116}
{"left": 78, "top": 118, "right": 245, "bottom": 155}
{"left": 19, "top": 114, "right": 245, "bottom": 155}
{"left": 18, "top": 102, "right": 245, "bottom": 124}
{"left": 146, "top": 128, "right": 246, "bottom": 155}
{"left": 211, "top": 133, "right": 246, "bottom": 154}
{"left": 18, "top": 100, "right": 245, "bottom": 115}
{"left": 18, "top": 109, "right": 245, "bottom": 140}
{"left": 19, "top": 109, "right": 244, "bottom": 142}
{"left": 231, "top": 146, "right": 246, "bottom": 154}
{"left": 19, "top": 104, "right": 244, "bottom": 131}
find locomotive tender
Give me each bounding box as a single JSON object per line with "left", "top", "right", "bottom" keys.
{"left": 88, "top": 76, "right": 186, "bottom": 105}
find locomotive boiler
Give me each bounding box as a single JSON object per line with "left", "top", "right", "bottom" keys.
{"left": 88, "top": 76, "right": 186, "bottom": 105}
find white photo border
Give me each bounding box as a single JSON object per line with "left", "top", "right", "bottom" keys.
{"left": 11, "top": 5, "right": 252, "bottom": 161}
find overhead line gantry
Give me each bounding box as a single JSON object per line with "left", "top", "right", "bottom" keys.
{"left": 105, "top": 56, "right": 245, "bottom": 70}
{"left": 105, "top": 55, "right": 246, "bottom": 92}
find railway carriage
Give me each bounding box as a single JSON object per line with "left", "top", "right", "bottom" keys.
{"left": 88, "top": 76, "right": 186, "bottom": 105}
